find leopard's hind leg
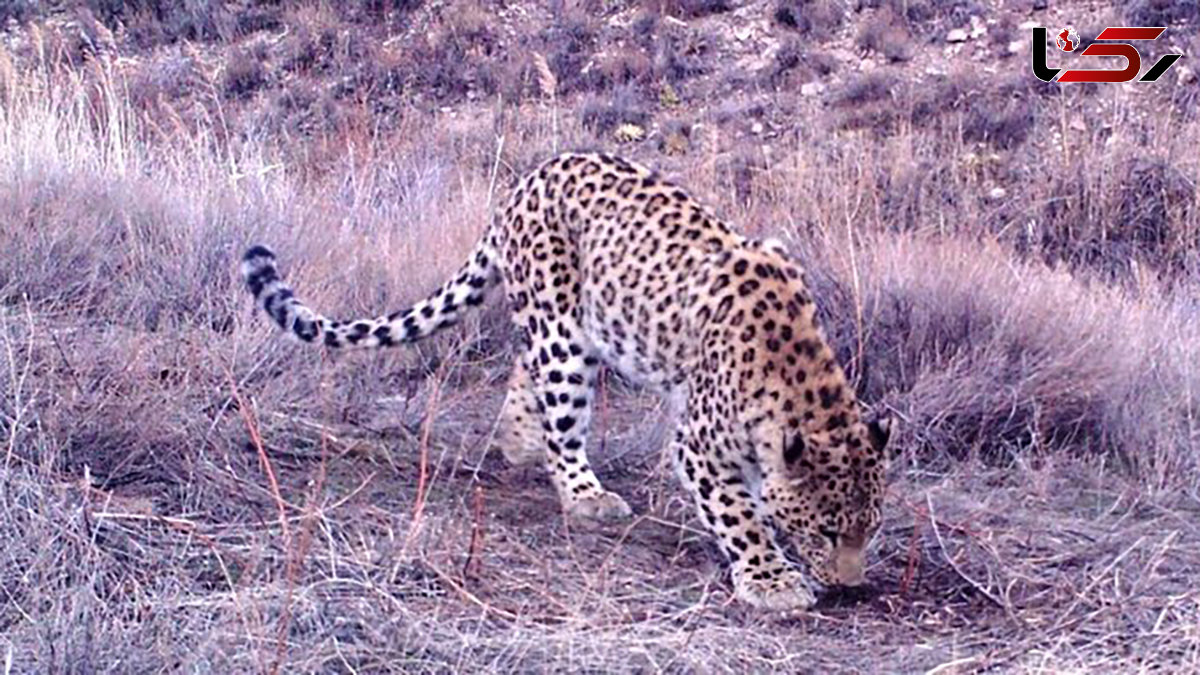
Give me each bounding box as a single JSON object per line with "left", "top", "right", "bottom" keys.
{"left": 517, "top": 337, "right": 631, "bottom": 522}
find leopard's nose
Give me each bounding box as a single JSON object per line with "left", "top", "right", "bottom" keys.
{"left": 840, "top": 568, "right": 866, "bottom": 587}
{"left": 833, "top": 549, "right": 866, "bottom": 586}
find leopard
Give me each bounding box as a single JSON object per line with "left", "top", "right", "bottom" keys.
{"left": 241, "top": 151, "right": 891, "bottom": 610}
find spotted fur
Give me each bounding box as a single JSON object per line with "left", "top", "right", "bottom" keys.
{"left": 242, "top": 152, "right": 891, "bottom": 610}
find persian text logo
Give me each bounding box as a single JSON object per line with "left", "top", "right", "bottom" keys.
{"left": 1032, "top": 27, "right": 1184, "bottom": 83}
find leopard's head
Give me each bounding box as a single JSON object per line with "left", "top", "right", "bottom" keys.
{"left": 762, "top": 416, "right": 891, "bottom": 588}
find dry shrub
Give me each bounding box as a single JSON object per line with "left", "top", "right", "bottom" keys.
{"left": 834, "top": 71, "right": 895, "bottom": 107}
{"left": 645, "top": 0, "right": 735, "bottom": 18}
{"left": 658, "top": 117, "right": 693, "bottom": 154}
{"left": 856, "top": 8, "right": 914, "bottom": 62}
{"left": 710, "top": 146, "right": 770, "bottom": 205}
{"left": 233, "top": 5, "right": 285, "bottom": 35}
{"left": 1127, "top": 0, "right": 1200, "bottom": 31}
{"left": 768, "top": 40, "right": 838, "bottom": 87}
{"left": 126, "top": 49, "right": 201, "bottom": 109}
{"left": 961, "top": 95, "right": 1034, "bottom": 150}
{"left": 539, "top": 5, "right": 601, "bottom": 95}
{"left": 579, "top": 86, "right": 650, "bottom": 136}
{"left": 859, "top": 0, "right": 986, "bottom": 32}
{"left": 833, "top": 69, "right": 1036, "bottom": 146}
{"left": 794, "top": 234, "right": 1200, "bottom": 488}
{"left": 832, "top": 72, "right": 908, "bottom": 132}
{"left": 1039, "top": 155, "right": 1198, "bottom": 282}
{"left": 773, "top": 0, "right": 847, "bottom": 40}
{"left": 334, "top": 0, "right": 425, "bottom": 25}
{"left": 592, "top": 49, "right": 655, "bottom": 90}
{"left": 1173, "top": 75, "right": 1200, "bottom": 121}
{"left": 654, "top": 23, "right": 717, "bottom": 84}
{"left": 0, "top": 0, "right": 38, "bottom": 23}
{"left": 278, "top": 20, "right": 357, "bottom": 76}
{"left": 79, "top": 0, "right": 307, "bottom": 46}
{"left": 223, "top": 45, "right": 269, "bottom": 100}
{"left": 85, "top": 0, "right": 235, "bottom": 47}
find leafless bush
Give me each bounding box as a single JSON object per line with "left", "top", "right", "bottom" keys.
{"left": 1039, "top": 156, "right": 1198, "bottom": 282}
{"left": 539, "top": 5, "right": 600, "bottom": 95}
{"left": 859, "top": 0, "right": 986, "bottom": 32}
{"left": 579, "top": 86, "right": 650, "bottom": 136}
{"left": 223, "top": 46, "right": 269, "bottom": 100}
{"left": 655, "top": 24, "right": 718, "bottom": 84}
{"left": 774, "top": 0, "right": 847, "bottom": 40}
{"left": 592, "top": 49, "right": 655, "bottom": 90}
{"left": 834, "top": 71, "right": 895, "bottom": 107}
{"left": 768, "top": 40, "right": 838, "bottom": 87}
{"left": 831, "top": 72, "right": 908, "bottom": 132}
{"left": 961, "top": 96, "right": 1034, "bottom": 150}
{"left": 856, "top": 9, "right": 914, "bottom": 62}
{"left": 85, "top": 0, "right": 235, "bottom": 46}
{"left": 0, "top": 0, "right": 38, "bottom": 23}
{"left": 646, "top": 0, "right": 735, "bottom": 17}
{"left": 1127, "top": 0, "right": 1200, "bottom": 31}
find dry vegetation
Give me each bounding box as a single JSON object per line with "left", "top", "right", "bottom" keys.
{"left": 1, "top": 0, "right": 1199, "bottom": 672}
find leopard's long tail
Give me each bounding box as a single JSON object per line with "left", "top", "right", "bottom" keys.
{"left": 241, "top": 240, "right": 500, "bottom": 349}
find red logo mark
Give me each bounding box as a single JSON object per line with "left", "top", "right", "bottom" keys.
{"left": 1057, "top": 27, "right": 1079, "bottom": 52}
{"left": 1032, "top": 26, "right": 1184, "bottom": 84}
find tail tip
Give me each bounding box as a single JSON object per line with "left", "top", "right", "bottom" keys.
{"left": 243, "top": 244, "right": 275, "bottom": 263}
{"left": 241, "top": 244, "right": 280, "bottom": 297}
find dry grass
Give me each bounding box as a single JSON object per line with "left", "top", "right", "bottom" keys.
{"left": 2, "top": 7, "right": 1200, "bottom": 673}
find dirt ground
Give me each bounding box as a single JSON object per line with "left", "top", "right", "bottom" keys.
{"left": 68, "top": 367, "right": 1188, "bottom": 673}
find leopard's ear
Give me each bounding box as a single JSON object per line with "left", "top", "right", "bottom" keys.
{"left": 782, "top": 432, "right": 812, "bottom": 478}
{"left": 866, "top": 415, "right": 892, "bottom": 455}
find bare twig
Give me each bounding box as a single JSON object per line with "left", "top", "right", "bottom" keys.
{"left": 426, "top": 562, "right": 520, "bottom": 622}
{"left": 926, "top": 494, "right": 1008, "bottom": 611}
{"left": 405, "top": 356, "right": 450, "bottom": 553}
{"left": 224, "top": 365, "right": 291, "bottom": 543}
{"left": 463, "top": 484, "right": 486, "bottom": 581}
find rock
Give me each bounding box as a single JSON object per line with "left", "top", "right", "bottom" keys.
{"left": 988, "top": 187, "right": 1007, "bottom": 200}
{"left": 1032, "top": 0, "right": 1048, "bottom": 9}
{"left": 660, "top": 130, "right": 690, "bottom": 156}
{"left": 614, "top": 123, "right": 645, "bottom": 143}
{"left": 970, "top": 16, "right": 987, "bottom": 39}
{"left": 660, "top": 83, "right": 681, "bottom": 108}
{"left": 946, "top": 28, "right": 969, "bottom": 43}
{"left": 801, "top": 81, "right": 825, "bottom": 97}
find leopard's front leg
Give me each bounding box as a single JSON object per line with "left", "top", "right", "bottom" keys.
{"left": 670, "top": 425, "right": 820, "bottom": 610}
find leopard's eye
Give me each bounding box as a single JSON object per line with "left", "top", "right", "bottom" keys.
{"left": 818, "top": 527, "right": 839, "bottom": 546}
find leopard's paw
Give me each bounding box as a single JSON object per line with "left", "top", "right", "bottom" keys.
{"left": 567, "top": 490, "right": 633, "bottom": 522}
{"left": 734, "top": 567, "right": 819, "bottom": 610}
